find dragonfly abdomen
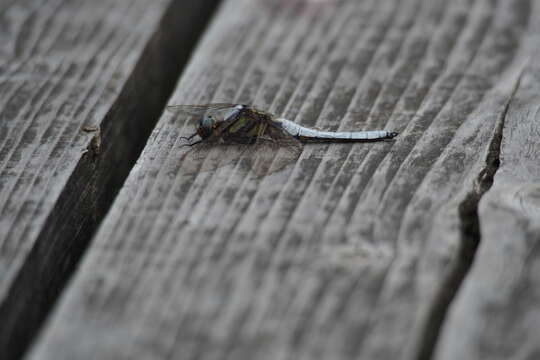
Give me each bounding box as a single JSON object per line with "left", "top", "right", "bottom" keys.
{"left": 277, "top": 118, "right": 398, "bottom": 141}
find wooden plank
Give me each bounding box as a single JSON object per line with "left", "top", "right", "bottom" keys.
{"left": 0, "top": 0, "right": 219, "bottom": 358}
{"left": 435, "top": 26, "right": 540, "bottom": 360}
{"left": 29, "top": 0, "right": 537, "bottom": 359}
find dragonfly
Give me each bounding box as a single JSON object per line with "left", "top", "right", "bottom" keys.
{"left": 166, "top": 103, "right": 398, "bottom": 175}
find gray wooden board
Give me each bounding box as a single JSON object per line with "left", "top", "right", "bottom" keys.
{"left": 0, "top": 0, "right": 219, "bottom": 357}
{"left": 29, "top": 0, "right": 539, "bottom": 359}
{"left": 435, "top": 20, "right": 540, "bottom": 360}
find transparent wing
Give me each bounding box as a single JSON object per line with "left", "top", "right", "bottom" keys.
{"left": 228, "top": 116, "right": 302, "bottom": 176}
{"left": 177, "top": 127, "right": 302, "bottom": 178}
{"left": 247, "top": 136, "right": 303, "bottom": 177}
{"left": 262, "top": 122, "right": 303, "bottom": 158}
{"left": 166, "top": 103, "right": 240, "bottom": 116}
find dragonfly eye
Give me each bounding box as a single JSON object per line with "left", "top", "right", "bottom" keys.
{"left": 200, "top": 115, "right": 215, "bottom": 128}
{"left": 198, "top": 115, "right": 214, "bottom": 138}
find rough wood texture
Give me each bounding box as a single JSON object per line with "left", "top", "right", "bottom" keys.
{"left": 0, "top": 0, "right": 219, "bottom": 358}
{"left": 30, "top": 0, "right": 538, "bottom": 359}
{"left": 435, "top": 37, "right": 540, "bottom": 360}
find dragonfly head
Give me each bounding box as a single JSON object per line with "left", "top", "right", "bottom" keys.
{"left": 197, "top": 115, "right": 216, "bottom": 139}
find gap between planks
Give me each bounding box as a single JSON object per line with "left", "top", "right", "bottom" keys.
{"left": 0, "top": 1, "right": 221, "bottom": 359}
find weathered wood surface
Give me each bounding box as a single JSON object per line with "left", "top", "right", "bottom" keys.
{"left": 0, "top": 0, "right": 219, "bottom": 358}
{"left": 435, "top": 48, "right": 540, "bottom": 359}
{"left": 29, "top": 0, "right": 539, "bottom": 359}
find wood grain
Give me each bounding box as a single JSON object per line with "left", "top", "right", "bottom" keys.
{"left": 435, "top": 29, "right": 540, "bottom": 360}
{"left": 0, "top": 0, "right": 219, "bottom": 358}
{"left": 30, "top": 0, "right": 538, "bottom": 359}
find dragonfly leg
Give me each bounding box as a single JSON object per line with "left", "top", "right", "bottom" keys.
{"left": 179, "top": 139, "right": 202, "bottom": 148}
{"left": 179, "top": 133, "right": 197, "bottom": 142}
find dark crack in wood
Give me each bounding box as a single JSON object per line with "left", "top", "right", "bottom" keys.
{"left": 415, "top": 65, "right": 526, "bottom": 360}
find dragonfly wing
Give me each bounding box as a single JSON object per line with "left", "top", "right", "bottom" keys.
{"left": 178, "top": 141, "right": 247, "bottom": 176}
{"left": 239, "top": 122, "right": 302, "bottom": 176}
{"left": 166, "top": 103, "right": 239, "bottom": 116}
{"left": 249, "top": 141, "right": 302, "bottom": 177}
{"left": 263, "top": 121, "right": 303, "bottom": 157}
{"left": 178, "top": 137, "right": 301, "bottom": 177}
